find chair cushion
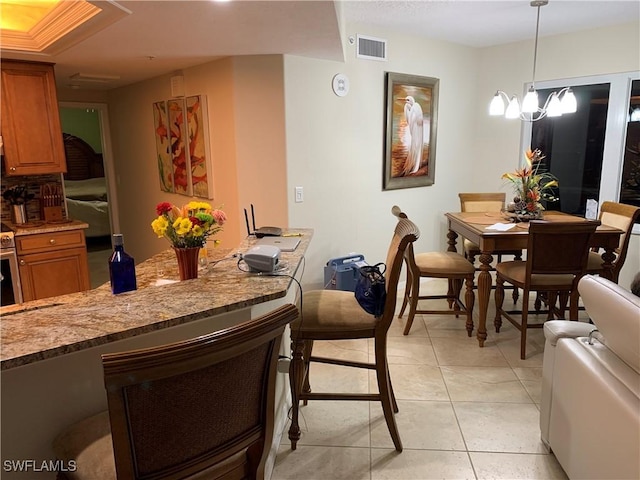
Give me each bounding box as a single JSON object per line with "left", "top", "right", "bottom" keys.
{"left": 52, "top": 410, "right": 116, "bottom": 480}
{"left": 496, "top": 261, "right": 576, "bottom": 288}
{"left": 587, "top": 250, "right": 606, "bottom": 272}
{"left": 292, "top": 289, "right": 377, "bottom": 335}
{"left": 414, "top": 251, "right": 475, "bottom": 276}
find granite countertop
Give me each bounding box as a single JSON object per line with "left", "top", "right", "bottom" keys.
{"left": 4, "top": 219, "right": 89, "bottom": 236}
{"left": 0, "top": 229, "right": 312, "bottom": 370}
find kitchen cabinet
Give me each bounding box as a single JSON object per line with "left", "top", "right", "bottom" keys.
{"left": 1, "top": 60, "right": 67, "bottom": 176}
{"left": 16, "top": 228, "right": 91, "bottom": 302}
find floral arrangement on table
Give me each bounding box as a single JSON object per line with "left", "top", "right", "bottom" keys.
{"left": 502, "top": 149, "right": 559, "bottom": 220}
{"left": 151, "top": 201, "right": 227, "bottom": 249}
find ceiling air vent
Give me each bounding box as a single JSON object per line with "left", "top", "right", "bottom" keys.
{"left": 356, "top": 34, "right": 387, "bottom": 61}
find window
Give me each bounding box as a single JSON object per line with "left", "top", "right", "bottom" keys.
{"left": 620, "top": 79, "right": 640, "bottom": 213}
{"left": 521, "top": 72, "right": 640, "bottom": 230}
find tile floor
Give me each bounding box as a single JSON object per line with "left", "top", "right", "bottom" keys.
{"left": 271, "top": 279, "right": 589, "bottom": 480}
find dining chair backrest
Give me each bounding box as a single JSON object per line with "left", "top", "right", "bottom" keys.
{"left": 597, "top": 201, "right": 640, "bottom": 273}
{"left": 526, "top": 220, "right": 600, "bottom": 279}
{"left": 380, "top": 207, "right": 420, "bottom": 331}
{"left": 101, "top": 303, "right": 298, "bottom": 480}
{"left": 459, "top": 192, "right": 506, "bottom": 213}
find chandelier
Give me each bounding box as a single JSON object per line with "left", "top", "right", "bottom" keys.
{"left": 489, "top": 0, "right": 577, "bottom": 122}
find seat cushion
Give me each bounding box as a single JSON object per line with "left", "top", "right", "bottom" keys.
{"left": 292, "top": 289, "right": 377, "bottom": 335}
{"left": 414, "top": 251, "right": 475, "bottom": 276}
{"left": 496, "top": 261, "right": 576, "bottom": 288}
{"left": 586, "top": 250, "right": 606, "bottom": 272}
{"left": 52, "top": 410, "right": 116, "bottom": 480}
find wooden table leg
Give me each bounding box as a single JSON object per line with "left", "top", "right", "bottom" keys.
{"left": 447, "top": 230, "right": 458, "bottom": 253}
{"left": 476, "top": 252, "right": 493, "bottom": 347}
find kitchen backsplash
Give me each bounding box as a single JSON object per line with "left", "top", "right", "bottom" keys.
{"left": 1, "top": 173, "right": 65, "bottom": 224}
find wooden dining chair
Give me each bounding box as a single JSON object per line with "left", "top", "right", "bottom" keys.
{"left": 52, "top": 304, "right": 298, "bottom": 480}
{"left": 458, "top": 192, "right": 523, "bottom": 265}
{"left": 396, "top": 207, "right": 476, "bottom": 336}
{"left": 458, "top": 192, "right": 522, "bottom": 302}
{"left": 288, "top": 206, "right": 420, "bottom": 453}
{"left": 494, "top": 220, "right": 600, "bottom": 359}
{"left": 586, "top": 201, "right": 640, "bottom": 283}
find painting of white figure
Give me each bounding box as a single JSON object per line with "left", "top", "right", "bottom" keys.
{"left": 384, "top": 73, "right": 439, "bottom": 190}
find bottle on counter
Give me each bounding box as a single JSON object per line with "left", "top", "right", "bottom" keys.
{"left": 109, "top": 234, "right": 137, "bottom": 294}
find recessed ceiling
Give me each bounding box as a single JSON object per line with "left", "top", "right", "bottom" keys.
{"left": 0, "top": 0, "right": 60, "bottom": 32}
{"left": 0, "top": 0, "right": 130, "bottom": 56}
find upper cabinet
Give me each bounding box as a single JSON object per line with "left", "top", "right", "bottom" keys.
{"left": 1, "top": 60, "right": 67, "bottom": 176}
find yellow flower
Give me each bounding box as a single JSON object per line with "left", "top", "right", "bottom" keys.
{"left": 192, "top": 224, "right": 204, "bottom": 237}
{"left": 173, "top": 217, "right": 193, "bottom": 236}
{"left": 151, "top": 216, "right": 168, "bottom": 237}
{"left": 188, "top": 201, "right": 211, "bottom": 211}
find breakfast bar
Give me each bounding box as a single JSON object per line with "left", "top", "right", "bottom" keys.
{"left": 1, "top": 230, "right": 311, "bottom": 479}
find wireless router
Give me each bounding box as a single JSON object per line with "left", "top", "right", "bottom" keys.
{"left": 244, "top": 204, "right": 283, "bottom": 238}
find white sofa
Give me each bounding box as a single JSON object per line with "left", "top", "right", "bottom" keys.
{"left": 540, "top": 275, "right": 640, "bottom": 479}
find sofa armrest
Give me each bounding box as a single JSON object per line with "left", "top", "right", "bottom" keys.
{"left": 543, "top": 320, "right": 596, "bottom": 347}
{"left": 578, "top": 275, "right": 640, "bottom": 373}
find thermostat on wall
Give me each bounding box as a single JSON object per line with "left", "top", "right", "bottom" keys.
{"left": 332, "top": 73, "right": 349, "bottom": 97}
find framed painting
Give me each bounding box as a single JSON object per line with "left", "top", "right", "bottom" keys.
{"left": 383, "top": 72, "right": 439, "bottom": 190}
{"left": 152, "top": 101, "right": 174, "bottom": 192}
{"left": 185, "top": 95, "right": 214, "bottom": 199}
{"left": 168, "top": 98, "right": 191, "bottom": 195}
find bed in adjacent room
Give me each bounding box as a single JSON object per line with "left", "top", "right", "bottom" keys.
{"left": 62, "top": 134, "right": 111, "bottom": 238}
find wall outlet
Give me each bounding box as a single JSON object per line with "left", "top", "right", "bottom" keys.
{"left": 295, "top": 186, "right": 304, "bottom": 203}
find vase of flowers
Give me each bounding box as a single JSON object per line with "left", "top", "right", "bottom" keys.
{"left": 502, "top": 149, "right": 559, "bottom": 221}
{"left": 151, "top": 201, "right": 227, "bottom": 280}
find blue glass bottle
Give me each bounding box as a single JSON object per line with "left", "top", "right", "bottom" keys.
{"left": 109, "top": 234, "right": 137, "bottom": 294}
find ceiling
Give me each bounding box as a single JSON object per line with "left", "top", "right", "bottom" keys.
{"left": 1, "top": 0, "right": 638, "bottom": 91}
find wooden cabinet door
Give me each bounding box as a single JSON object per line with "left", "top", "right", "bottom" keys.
{"left": 19, "top": 247, "right": 91, "bottom": 302}
{"left": 1, "top": 60, "right": 66, "bottom": 175}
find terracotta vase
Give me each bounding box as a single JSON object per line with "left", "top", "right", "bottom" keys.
{"left": 173, "top": 247, "right": 200, "bottom": 281}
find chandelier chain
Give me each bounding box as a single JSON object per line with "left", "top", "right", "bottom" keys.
{"left": 531, "top": 4, "right": 542, "bottom": 87}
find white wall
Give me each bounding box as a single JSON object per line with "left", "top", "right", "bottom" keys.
{"left": 285, "top": 23, "right": 480, "bottom": 288}
{"left": 285, "top": 20, "right": 640, "bottom": 289}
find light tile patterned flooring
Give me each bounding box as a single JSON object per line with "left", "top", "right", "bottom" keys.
{"left": 272, "top": 279, "right": 588, "bottom": 480}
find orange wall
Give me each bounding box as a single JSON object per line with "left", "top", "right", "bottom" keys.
{"left": 103, "top": 55, "right": 287, "bottom": 261}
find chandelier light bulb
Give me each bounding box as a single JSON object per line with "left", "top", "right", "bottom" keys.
{"left": 505, "top": 96, "right": 521, "bottom": 119}
{"left": 630, "top": 107, "right": 640, "bottom": 122}
{"left": 522, "top": 87, "right": 539, "bottom": 113}
{"left": 560, "top": 88, "right": 577, "bottom": 113}
{"left": 489, "top": 92, "right": 506, "bottom": 115}
{"left": 546, "top": 92, "right": 562, "bottom": 117}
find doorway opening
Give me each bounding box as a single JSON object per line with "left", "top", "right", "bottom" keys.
{"left": 59, "top": 102, "right": 119, "bottom": 288}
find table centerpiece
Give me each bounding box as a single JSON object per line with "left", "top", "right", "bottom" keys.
{"left": 502, "top": 148, "right": 558, "bottom": 221}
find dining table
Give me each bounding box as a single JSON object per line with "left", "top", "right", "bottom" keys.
{"left": 444, "top": 211, "right": 623, "bottom": 347}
